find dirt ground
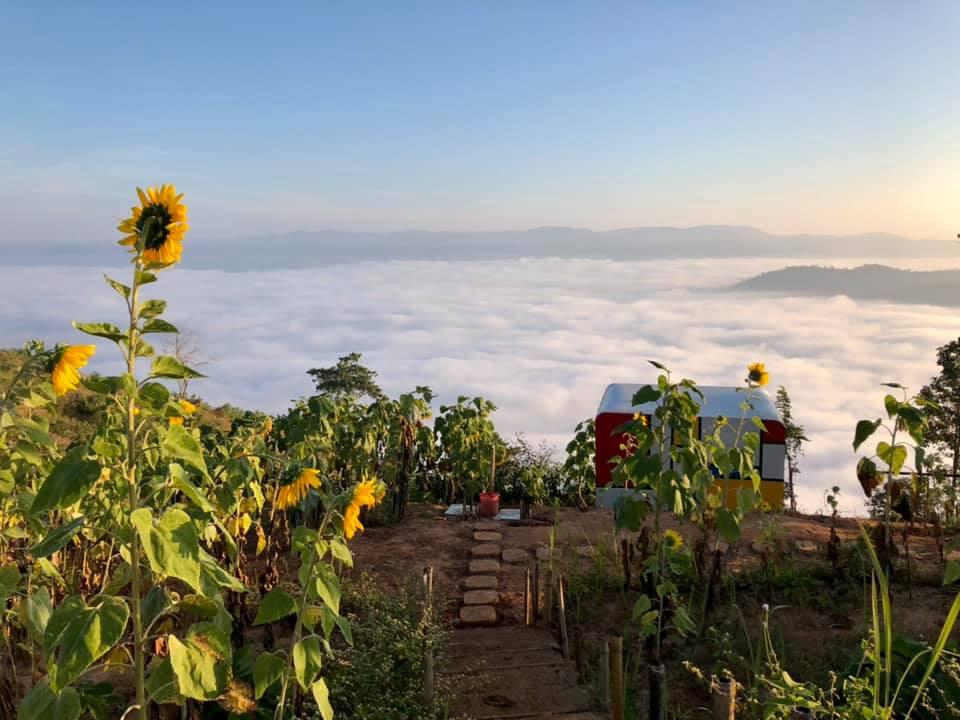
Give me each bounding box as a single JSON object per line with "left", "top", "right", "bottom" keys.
{"left": 348, "top": 503, "right": 960, "bottom": 717}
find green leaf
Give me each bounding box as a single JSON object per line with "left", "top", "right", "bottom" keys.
{"left": 944, "top": 561, "right": 960, "bottom": 586}
{"left": 103, "top": 274, "right": 130, "bottom": 299}
{"left": 15, "top": 417, "right": 54, "bottom": 447}
{"left": 161, "top": 425, "right": 209, "bottom": 477}
{"left": 141, "top": 318, "right": 179, "bottom": 334}
{"left": 293, "top": 635, "right": 323, "bottom": 690}
{"left": 17, "top": 683, "right": 80, "bottom": 720}
{"left": 254, "top": 587, "right": 297, "bottom": 625}
{"left": 717, "top": 509, "right": 741, "bottom": 543}
{"left": 18, "top": 588, "right": 52, "bottom": 645}
{"left": 631, "top": 385, "right": 661, "bottom": 405}
{"left": 648, "top": 360, "right": 670, "bottom": 371}
{"left": 82, "top": 375, "right": 125, "bottom": 395}
{"left": 889, "top": 445, "right": 908, "bottom": 474}
{"left": 199, "top": 550, "right": 245, "bottom": 597}
{"left": 853, "top": 419, "right": 882, "bottom": 451}
{"left": 44, "top": 595, "right": 129, "bottom": 692}
{"left": 883, "top": 394, "right": 900, "bottom": 418}
{"left": 253, "top": 652, "right": 285, "bottom": 699}
{"left": 614, "top": 495, "right": 649, "bottom": 532}
{"left": 142, "top": 586, "right": 173, "bottom": 631}
{"left": 168, "top": 623, "right": 232, "bottom": 700}
{"left": 0, "top": 565, "right": 20, "bottom": 602}
{"left": 15, "top": 440, "right": 42, "bottom": 466}
{"left": 29, "top": 517, "right": 85, "bottom": 559}
{"left": 312, "top": 568, "right": 341, "bottom": 614}
{"left": 138, "top": 299, "right": 167, "bottom": 319}
{"left": 136, "top": 269, "right": 157, "bottom": 285}
{"left": 139, "top": 382, "right": 170, "bottom": 411}
{"left": 131, "top": 508, "right": 202, "bottom": 593}
{"left": 145, "top": 657, "right": 182, "bottom": 705}
{"left": 311, "top": 678, "right": 334, "bottom": 720}
{"left": 32, "top": 447, "right": 101, "bottom": 514}
{"left": 72, "top": 321, "right": 126, "bottom": 343}
{"left": 151, "top": 355, "right": 206, "bottom": 380}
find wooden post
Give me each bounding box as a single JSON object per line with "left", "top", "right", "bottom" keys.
{"left": 524, "top": 567, "right": 532, "bottom": 626}
{"left": 712, "top": 677, "right": 735, "bottom": 720}
{"left": 422, "top": 565, "right": 435, "bottom": 705}
{"left": 558, "top": 574, "right": 570, "bottom": 659}
{"left": 599, "top": 640, "right": 610, "bottom": 710}
{"left": 649, "top": 664, "right": 666, "bottom": 720}
{"left": 423, "top": 641, "right": 434, "bottom": 705}
{"left": 610, "top": 636, "right": 624, "bottom": 720}
{"left": 532, "top": 561, "right": 540, "bottom": 627}
{"left": 543, "top": 566, "right": 553, "bottom": 628}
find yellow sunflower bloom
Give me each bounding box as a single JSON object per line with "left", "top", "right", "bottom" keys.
{"left": 663, "top": 529, "right": 684, "bottom": 550}
{"left": 632, "top": 412, "right": 649, "bottom": 426}
{"left": 179, "top": 399, "right": 197, "bottom": 415}
{"left": 51, "top": 345, "right": 96, "bottom": 396}
{"left": 168, "top": 416, "right": 184, "bottom": 427}
{"left": 747, "top": 362, "right": 770, "bottom": 387}
{"left": 275, "top": 468, "right": 322, "bottom": 510}
{"left": 118, "top": 184, "right": 189, "bottom": 267}
{"left": 342, "top": 477, "right": 385, "bottom": 540}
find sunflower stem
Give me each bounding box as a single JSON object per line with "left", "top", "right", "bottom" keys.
{"left": 126, "top": 258, "right": 147, "bottom": 720}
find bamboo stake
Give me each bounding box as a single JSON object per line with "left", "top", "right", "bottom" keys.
{"left": 610, "top": 636, "right": 624, "bottom": 720}
{"left": 543, "top": 566, "right": 553, "bottom": 628}
{"left": 600, "top": 640, "right": 610, "bottom": 710}
{"left": 524, "top": 567, "right": 532, "bottom": 626}
{"left": 558, "top": 574, "right": 570, "bottom": 659}
{"left": 532, "top": 561, "right": 540, "bottom": 627}
{"left": 649, "top": 664, "right": 666, "bottom": 720}
{"left": 712, "top": 677, "right": 735, "bottom": 720}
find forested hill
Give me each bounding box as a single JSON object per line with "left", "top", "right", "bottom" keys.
{"left": 733, "top": 264, "right": 960, "bottom": 306}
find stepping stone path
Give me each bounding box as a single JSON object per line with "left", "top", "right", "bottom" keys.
{"left": 460, "top": 530, "right": 505, "bottom": 626}
{"left": 449, "top": 523, "right": 601, "bottom": 717}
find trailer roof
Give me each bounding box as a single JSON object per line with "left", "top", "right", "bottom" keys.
{"left": 597, "top": 383, "right": 782, "bottom": 422}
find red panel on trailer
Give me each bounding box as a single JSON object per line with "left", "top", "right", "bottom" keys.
{"left": 761, "top": 421, "right": 786, "bottom": 444}
{"left": 595, "top": 412, "right": 634, "bottom": 487}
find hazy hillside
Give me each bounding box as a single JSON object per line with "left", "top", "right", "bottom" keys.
{"left": 6, "top": 226, "right": 960, "bottom": 271}
{"left": 733, "top": 264, "right": 960, "bottom": 306}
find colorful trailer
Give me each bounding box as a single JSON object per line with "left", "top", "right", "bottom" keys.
{"left": 594, "top": 383, "right": 786, "bottom": 509}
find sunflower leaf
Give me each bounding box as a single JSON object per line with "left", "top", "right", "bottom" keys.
{"left": 103, "top": 275, "right": 130, "bottom": 299}
{"left": 138, "top": 299, "right": 167, "bottom": 320}
{"left": 31, "top": 447, "right": 101, "bottom": 515}
{"left": 72, "top": 322, "right": 126, "bottom": 343}
{"left": 151, "top": 356, "right": 206, "bottom": 380}
{"left": 141, "top": 319, "right": 179, "bottom": 334}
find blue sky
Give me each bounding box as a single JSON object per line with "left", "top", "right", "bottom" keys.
{"left": 1, "top": 1, "right": 958, "bottom": 242}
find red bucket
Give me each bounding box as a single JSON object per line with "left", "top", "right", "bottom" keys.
{"left": 478, "top": 491, "right": 500, "bottom": 518}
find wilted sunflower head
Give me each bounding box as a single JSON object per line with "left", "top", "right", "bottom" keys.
{"left": 50, "top": 344, "right": 96, "bottom": 396}
{"left": 118, "top": 185, "right": 189, "bottom": 267}
{"left": 747, "top": 362, "right": 770, "bottom": 387}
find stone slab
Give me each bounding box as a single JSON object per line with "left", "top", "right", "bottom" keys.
{"left": 502, "top": 548, "right": 529, "bottom": 563}
{"left": 465, "top": 575, "right": 498, "bottom": 590}
{"left": 469, "top": 559, "right": 501, "bottom": 574}
{"left": 471, "top": 543, "right": 501, "bottom": 558}
{"left": 463, "top": 589, "right": 499, "bottom": 605}
{"left": 459, "top": 604, "right": 497, "bottom": 626}
{"left": 474, "top": 531, "right": 503, "bottom": 542}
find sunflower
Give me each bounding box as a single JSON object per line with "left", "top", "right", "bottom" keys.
{"left": 662, "top": 529, "right": 684, "bottom": 551}
{"left": 168, "top": 416, "right": 184, "bottom": 427}
{"left": 51, "top": 345, "right": 96, "bottom": 396}
{"left": 276, "top": 468, "right": 322, "bottom": 510}
{"left": 118, "top": 185, "right": 189, "bottom": 267}
{"left": 342, "top": 477, "right": 385, "bottom": 540}
{"left": 178, "top": 399, "right": 197, "bottom": 415}
{"left": 747, "top": 362, "right": 770, "bottom": 387}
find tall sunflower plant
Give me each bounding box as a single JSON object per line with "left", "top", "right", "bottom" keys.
{"left": 11, "top": 188, "right": 239, "bottom": 719}
{"left": 253, "top": 473, "right": 384, "bottom": 720}
{"left": 611, "top": 361, "right": 769, "bottom": 661}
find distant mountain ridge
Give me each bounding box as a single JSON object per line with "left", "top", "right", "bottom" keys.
{"left": 733, "top": 264, "right": 960, "bottom": 306}
{"left": 5, "top": 225, "right": 960, "bottom": 271}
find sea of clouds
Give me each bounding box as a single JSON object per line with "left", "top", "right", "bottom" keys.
{"left": 1, "top": 256, "right": 955, "bottom": 514}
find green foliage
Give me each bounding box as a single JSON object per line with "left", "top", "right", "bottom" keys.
{"left": 434, "top": 396, "right": 499, "bottom": 509}
{"left": 307, "top": 352, "right": 385, "bottom": 402}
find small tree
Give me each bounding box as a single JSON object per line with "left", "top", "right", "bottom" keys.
{"left": 920, "top": 338, "right": 960, "bottom": 521}
{"left": 775, "top": 386, "right": 808, "bottom": 512}
{"left": 307, "top": 352, "right": 384, "bottom": 402}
